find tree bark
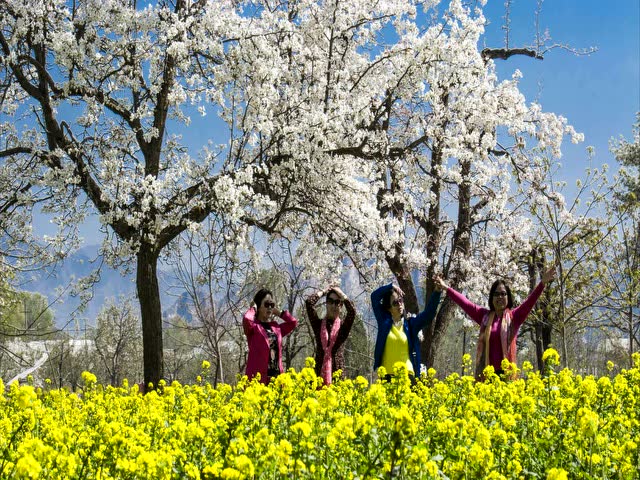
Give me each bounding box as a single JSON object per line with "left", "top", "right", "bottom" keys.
{"left": 423, "top": 159, "right": 472, "bottom": 368}
{"left": 534, "top": 311, "right": 553, "bottom": 371}
{"left": 136, "top": 244, "right": 164, "bottom": 388}
{"left": 527, "top": 247, "right": 552, "bottom": 370}
{"left": 561, "top": 324, "right": 569, "bottom": 369}
{"left": 424, "top": 298, "right": 457, "bottom": 367}
{"left": 629, "top": 305, "right": 634, "bottom": 368}
{"left": 420, "top": 141, "right": 444, "bottom": 368}
{"left": 385, "top": 252, "right": 419, "bottom": 315}
{"left": 461, "top": 327, "right": 467, "bottom": 375}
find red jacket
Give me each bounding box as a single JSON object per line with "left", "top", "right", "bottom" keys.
{"left": 243, "top": 307, "right": 298, "bottom": 384}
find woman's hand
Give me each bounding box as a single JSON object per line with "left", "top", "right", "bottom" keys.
{"left": 433, "top": 275, "right": 448, "bottom": 292}
{"left": 541, "top": 265, "right": 557, "bottom": 284}
{"left": 392, "top": 285, "right": 405, "bottom": 298}
{"left": 329, "top": 286, "right": 348, "bottom": 300}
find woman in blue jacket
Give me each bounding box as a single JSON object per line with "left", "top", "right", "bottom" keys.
{"left": 371, "top": 282, "right": 442, "bottom": 380}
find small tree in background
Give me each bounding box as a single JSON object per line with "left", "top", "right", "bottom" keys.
{"left": 520, "top": 154, "right": 614, "bottom": 369}
{"left": 600, "top": 117, "right": 640, "bottom": 367}
{"left": 343, "top": 313, "right": 372, "bottom": 380}
{"left": 93, "top": 297, "right": 142, "bottom": 386}
{"left": 41, "top": 333, "right": 93, "bottom": 390}
{"left": 1, "top": 292, "right": 56, "bottom": 340}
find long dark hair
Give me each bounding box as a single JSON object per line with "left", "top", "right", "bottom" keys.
{"left": 487, "top": 280, "right": 514, "bottom": 311}
{"left": 253, "top": 288, "right": 273, "bottom": 308}
{"left": 381, "top": 289, "right": 395, "bottom": 312}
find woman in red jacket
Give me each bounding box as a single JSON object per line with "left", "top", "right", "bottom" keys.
{"left": 243, "top": 288, "right": 298, "bottom": 384}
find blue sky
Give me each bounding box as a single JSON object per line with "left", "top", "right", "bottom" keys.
{"left": 481, "top": 0, "right": 639, "bottom": 176}
{"left": 32, "top": 0, "right": 639, "bottom": 244}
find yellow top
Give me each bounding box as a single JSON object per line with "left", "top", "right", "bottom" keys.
{"left": 381, "top": 324, "right": 414, "bottom": 375}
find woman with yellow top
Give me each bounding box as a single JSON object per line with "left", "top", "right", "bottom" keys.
{"left": 370, "top": 282, "right": 443, "bottom": 380}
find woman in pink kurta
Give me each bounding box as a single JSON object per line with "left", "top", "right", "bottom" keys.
{"left": 435, "top": 266, "right": 556, "bottom": 379}
{"left": 243, "top": 288, "right": 298, "bottom": 384}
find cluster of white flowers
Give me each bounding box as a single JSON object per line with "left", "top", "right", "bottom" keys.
{"left": 0, "top": 0, "right": 585, "bottom": 312}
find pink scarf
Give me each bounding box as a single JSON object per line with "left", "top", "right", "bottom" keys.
{"left": 320, "top": 316, "right": 342, "bottom": 385}
{"left": 475, "top": 309, "right": 517, "bottom": 380}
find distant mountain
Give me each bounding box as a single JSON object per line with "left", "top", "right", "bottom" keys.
{"left": 161, "top": 290, "right": 195, "bottom": 324}
{"left": 16, "top": 245, "right": 185, "bottom": 328}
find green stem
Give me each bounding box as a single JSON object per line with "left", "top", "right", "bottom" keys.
{"left": 0, "top": 417, "right": 28, "bottom": 474}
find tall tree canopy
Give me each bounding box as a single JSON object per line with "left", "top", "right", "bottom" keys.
{"left": 0, "top": 0, "right": 581, "bottom": 384}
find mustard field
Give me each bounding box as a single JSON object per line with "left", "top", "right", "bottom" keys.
{"left": 1, "top": 350, "right": 638, "bottom": 479}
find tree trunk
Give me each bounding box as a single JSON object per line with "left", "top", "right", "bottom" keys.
{"left": 556, "top": 251, "right": 569, "bottom": 368}
{"left": 424, "top": 298, "right": 457, "bottom": 367}
{"left": 215, "top": 345, "right": 224, "bottom": 386}
{"left": 423, "top": 159, "right": 472, "bottom": 368}
{"left": 422, "top": 144, "right": 443, "bottom": 367}
{"left": 528, "top": 247, "right": 553, "bottom": 371}
{"left": 561, "top": 324, "right": 569, "bottom": 369}
{"left": 385, "top": 252, "right": 419, "bottom": 315}
{"left": 137, "top": 244, "right": 164, "bottom": 388}
{"left": 461, "top": 327, "right": 467, "bottom": 375}
{"left": 534, "top": 316, "right": 553, "bottom": 371}
{"left": 207, "top": 302, "right": 224, "bottom": 387}
{"left": 213, "top": 331, "right": 224, "bottom": 387}
{"left": 57, "top": 344, "right": 64, "bottom": 389}
{"left": 381, "top": 158, "right": 420, "bottom": 315}
{"left": 629, "top": 305, "right": 634, "bottom": 368}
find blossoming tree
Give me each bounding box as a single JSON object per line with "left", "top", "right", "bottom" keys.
{"left": 0, "top": 0, "right": 274, "bottom": 386}
{"left": 0, "top": 0, "right": 584, "bottom": 384}
{"left": 0, "top": 0, "right": 388, "bottom": 385}
{"left": 228, "top": 0, "right": 585, "bottom": 367}
{"left": 601, "top": 118, "right": 640, "bottom": 367}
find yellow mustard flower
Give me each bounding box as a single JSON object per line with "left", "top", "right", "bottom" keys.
{"left": 546, "top": 467, "right": 568, "bottom": 480}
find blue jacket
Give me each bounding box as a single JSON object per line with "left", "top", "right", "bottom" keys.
{"left": 371, "top": 284, "right": 442, "bottom": 375}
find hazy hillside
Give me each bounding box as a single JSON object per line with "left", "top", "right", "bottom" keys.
{"left": 16, "top": 245, "right": 189, "bottom": 329}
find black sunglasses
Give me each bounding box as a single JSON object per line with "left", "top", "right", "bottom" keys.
{"left": 263, "top": 301, "right": 275, "bottom": 308}
{"left": 326, "top": 297, "right": 343, "bottom": 306}
{"left": 392, "top": 298, "right": 404, "bottom": 307}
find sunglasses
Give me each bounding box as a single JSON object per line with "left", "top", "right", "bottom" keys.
{"left": 326, "top": 298, "right": 343, "bottom": 306}
{"left": 392, "top": 299, "right": 404, "bottom": 307}
{"left": 262, "top": 301, "right": 275, "bottom": 308}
